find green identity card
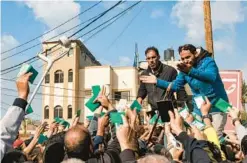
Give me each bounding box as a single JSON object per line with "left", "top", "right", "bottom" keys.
{"left": 178, "top": 106, "right": 189, "bottom": 119}
{"left": 110, "top": 112, "right": 123, "bottom": 125}
{"left": 191, "top": 119, "right": 205, "bottom": 130}
{"left": 130, "top": 100, "right": 142, "bottom": 113}
{"left": 85, "top": 85, "right": 101, "bottom": 112}
{"left": 17, "top": 63, "right": 38, "bottom": 84}
{"left": 215, "top": 98, "right": 232, "bottom": 113}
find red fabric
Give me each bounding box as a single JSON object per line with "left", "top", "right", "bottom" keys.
{"left": 13, "top": 139, "right": 23, "bottom": 148}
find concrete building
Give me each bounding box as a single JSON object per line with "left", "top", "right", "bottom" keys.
{"left": 41, "top": 41, "right": 190, "bottom": 123}
{"left": 42, "top": 40, "right": 101, "bottom": 123}
{"left": 41, "top": 40, "right": 140, "bottom": 123}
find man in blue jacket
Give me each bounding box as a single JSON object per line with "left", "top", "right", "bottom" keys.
{"left": 140, "top": 44, "right": 228, "bottom": 138}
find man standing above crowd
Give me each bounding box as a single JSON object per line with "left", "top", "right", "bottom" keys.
{"left": 137, "top": 46, "right": 188, "bottom": 116}
{"left": 140, "top": 44, "right": 228, "bottom": 138}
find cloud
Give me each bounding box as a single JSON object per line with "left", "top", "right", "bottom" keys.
{"left": 211, "top": 1, "right": 245, "bottom": 30}
{"left": 150, "top": 9, "right": 165, "bottom": 19}
{"left": 171, "top": 1, "right": 204, "bottom": 44}
{"left": 1, "top": 34, "right": 19, "bottom": 53}
{"left": 214, "top": 37, "right": 234, "bottom": 55}
{"left": 24, "top": 0, "right": 81, "bottom": 41}
{"left": 117, "top": 56, "right": 131, "bottom": 66}
{"left": 171, "top": 1, "right": 246, "bottom": 45}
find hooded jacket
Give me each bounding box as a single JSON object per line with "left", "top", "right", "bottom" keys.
{"left": 156, "top": 49, "right": 228, "bottom": 115}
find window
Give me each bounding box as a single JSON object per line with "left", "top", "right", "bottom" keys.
{"left": 45, "top": 73, "right": 50, "bottom": 84}
{"left": 114, "top": 91, "right": 130, "bottom": 101}
{"left": 68, "top": 105, "right": 72, "bottom": 119}
{"left": 54, "top": 70, "right": 64, "bottom": 83}
{"left": 54, "top": 105, "right": 63, "bottom": 118}
{"left": 44, "top": 106, "right": 49, "bottom": 119}
{"left": 68, "top": 69, "right": 73, "bottom": 82}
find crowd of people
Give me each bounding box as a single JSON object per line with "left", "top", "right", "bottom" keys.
{"left": 1, "top": 44, "right": 247, "bottom": 163}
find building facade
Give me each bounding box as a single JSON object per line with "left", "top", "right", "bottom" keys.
{"left": 42, "top": 40, "right": 100, "bottom": 123}
{"left": 41, "top": 41, "right": 191, "bottom": 123}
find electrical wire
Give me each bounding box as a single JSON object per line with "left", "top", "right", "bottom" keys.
{"left": 1, "top": 1, "right": 140, "bottom": 76}
{"left": 1, "top": 1, "right": 102, "bottom": 55}
{"left": 106, "top": 3, "right": 144, "bottom": 52}
{"left": 1, "top": 1, "right": 123, "bottom": 64}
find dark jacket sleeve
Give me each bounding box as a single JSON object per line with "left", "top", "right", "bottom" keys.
{"left": 176, "top": 132, "right": 211, "bottom": 163}
{"left": 137, "top": 81, "right": 147, "bottom": 100}
{"left": 120, "top": 149, "right": 136, "bottom": 163}
{"left": 137, "top": 70, "right": 148, "bottom": 100}
{"left": 102, "top": 137, "right": 122, "bottom": 163}
{"left": 88, "top": 114, "right": 100, "bottom": 138}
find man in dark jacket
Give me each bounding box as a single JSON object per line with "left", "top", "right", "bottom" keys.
{"left": 137, "top": 46, "right": 187, "bottom": 116}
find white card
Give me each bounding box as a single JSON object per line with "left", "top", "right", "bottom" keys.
{"left": 179, "top": 107, "right": 189, "bottom": 119}
{"left": 194, "top": 96, "right": 205, "bottom": 109}
{"left": 116, "top": 99, "right": 127, "bottom": 112}
{"left": 191, "top": 120, "right": 205, "bottom": 130}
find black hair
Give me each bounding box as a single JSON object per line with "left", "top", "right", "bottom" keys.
{"left": 178, "top": 44, "right": 197, "bottom": 55}
{"left": 207, "top": 141, "right": 222, "bottom": 162}
{"left": 241, "top": 135, "right": 247, "bottom": 156}
{"left": 2, "top": 149, "right": 27, "bottom": 163}
{"left": 24, "top": 137, "right": 33, "bottom": 146}
{"left": 43, "top": 142, "right": 65, "bottom": 163}
{"left": 45, "top": 131, "right": 66, "bottom": 147}
{"left": 221, "top": 144, "right": 235, "bottom": 161}
{"left": 145, "top": 46, "right": 160, "bottom": 56}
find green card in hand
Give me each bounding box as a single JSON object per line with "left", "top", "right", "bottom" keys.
{"left": 110, "top": 112, "right": 124, "bottom": 125}
{"left": 130, "top": 100, "right": 142, "bottom": 113}
{"left": 86, "top": 116, "right": 94, "bottom": 120}
{"left": 38, "top": 134, "right": 48, "bottom": 144}
{"left": 85, "top": 85, "right": 101, "bottom": 112}
{"left": 191, "top": 119, "right": 205, "bottom": 130}
{"left": 149, "top": 114, "right": 163, "bottom": 125}
{"left": 26, "top": 105, "right": 33, "bottom": 114}
{"left": 215, "top": 98, "right": 232, "bottom": 113}
{"left": 17, "top": 63, "right": 38, "bottom": 84}
{"left": 54, "top": 117, "right": 61, "bottom": 123}
{"left": 76, "top": 110, "right": 81, "bottom": 117}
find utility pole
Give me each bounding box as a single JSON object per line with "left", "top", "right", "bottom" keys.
{"left": 203, "top": 0, "right": 214, "bottom": 58}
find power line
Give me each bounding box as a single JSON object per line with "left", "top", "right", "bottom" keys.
{"left": 106, "top": 3, "right": 144, "bottom": 52}
{"left": 1, "top": 1, "right": 123, "bottom": 64}
{"left": 69, "top": 1, "right": 123, "bottom": 38}
{"left": 0, "top": 79, "right": 138, "bottom": 98}
{"left": 1, "top": 89, "right": 138, "bottom": 104}
{"left": 1, "top": 58, "right": 39, "bottom": 75}
{"left": 1, "top": 1, "right": 140, "bottom": 76}
{"left": 1, "top": 99, "right": 41, "bottom": 117}
{"left": 1, "top": 1, "right": 102, "bottom": 55}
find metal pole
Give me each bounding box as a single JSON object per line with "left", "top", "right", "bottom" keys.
{"left": 25, "top": 47, "right": 71, "bottom": 113}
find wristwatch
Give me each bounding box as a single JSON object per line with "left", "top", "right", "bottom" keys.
{"left": 202, "top": 114, "right": 212, "bottom": 122}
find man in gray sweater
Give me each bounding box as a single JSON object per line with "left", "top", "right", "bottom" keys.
{"left": 0, "top": 72, "right": 32, "bottom": 161}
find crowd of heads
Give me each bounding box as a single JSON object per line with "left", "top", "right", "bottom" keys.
{"left": 4, "top": 92, "right": 247, "bottom": 163}
{"left": 1, "top": 44, "right": 247, "bottom": 163}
